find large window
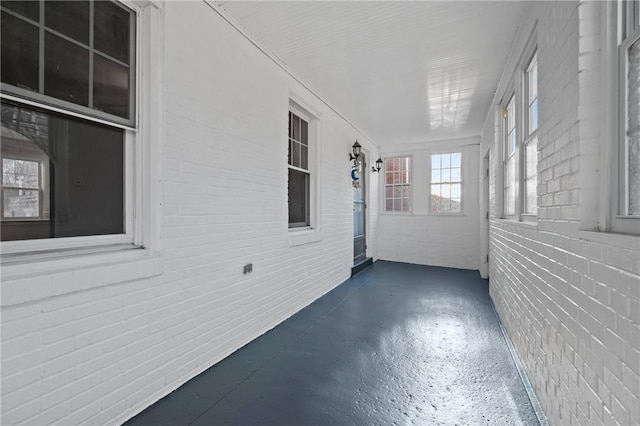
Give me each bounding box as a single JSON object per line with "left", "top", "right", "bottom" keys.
{"left": 503, "top": 95, "right": 516, "bottom": 217}
{"left": 430, "top": 152, "right": 462, "bottom": 213}
{"left": 620, "top": 1, "right": 640, "bottom": 219}
{"left": 288, "top": 110, "right": 310, "bottom": 228}
{"left": 0, "top": 0, "right": 135, "bottom": 243}
{"left": 1, "top": 0, "right": 135, "bottom": 124}
{"left": 524, "top": 52, "right": 538, "bottom": 215}
{"left": 384, "top": 157, "right": 411, "bottom": 212}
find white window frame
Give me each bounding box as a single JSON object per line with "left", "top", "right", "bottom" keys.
{"left": 502, "top": 94, "right": 517, "bottom": 218}
{"left": 383, "top": 156, "right": 412, "bottom": 213}
{"left": 522, "top": 50, "right": 539, "bottom": 219}
{"left": 287, "top": 96, "right": 322, "bottom": 245}
{"left": 0, "top": 0, "right": 144, "bottom": 257}
{"left": 288, "top": 108, "right": 310, "bottom": 229}
{"left": 429, "top": 151, "right": 463, "bottom": 214}
{"left": 615, "top": 2, "right": 640, "bottom": 234}
{"left": 1, "top": 157, "right": 46, "bottom": 220}
{"left": 600, "top": 0, "right": 640, "bottom": 235}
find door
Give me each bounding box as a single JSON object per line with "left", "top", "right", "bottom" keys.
{"left": 353, "top": 155, "right": 366, "bottom": 264}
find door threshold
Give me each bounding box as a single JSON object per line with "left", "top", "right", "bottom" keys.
{"left": 351, "top": 257, "right": 373, "bottom": 277}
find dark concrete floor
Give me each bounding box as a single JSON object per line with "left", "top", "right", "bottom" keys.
{"left": 126, "top": 261, "right": 540, "bottom": 426}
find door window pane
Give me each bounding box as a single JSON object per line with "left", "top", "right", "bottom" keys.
{"left": 1, "top": 12, "right": 39, "bottom": 92}
{"left": 44, "top": 33, "right": 89, "bottom": 106}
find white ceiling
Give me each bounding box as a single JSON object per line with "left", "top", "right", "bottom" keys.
{"left": 215, "top": 1, "right": 529, "bottom": 148}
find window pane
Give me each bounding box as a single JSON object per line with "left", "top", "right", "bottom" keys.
{"left": 292, "top": 142, "right": 300, "bottom": 169}
{"left": 441, "top": 154, "right": 450, "bottom": 168}
{"left": 44, "top": 33, "right": 89, "bottom": 107}
{"left": 385, "top": 186, "right": 393, "bottom": 198}
{"left": 431, "top": 155, "right": 440, "bottom": 169}
{"left": 300, "top": 119, "right": 308, "bottom": 146}
{"left": 451, "top": 167, "right": 461, "bottom": 182}
{"left": 94, "top": 0, "right": 130, "bottom": 63}
{"left": 431, "top": 169, "right": 440, "bottom": 183}
{"left": 291, "top": 114, "right": 300, "bottom": 142}
{"left": 451, "top": 152, "right": 461, "bottom": 168}
{"left": 93, "top": 55, "right": 129, "bottom": 118}
{"left": 385, "top": 199, "right": 393, "bottom": 212}
{"left": 3, "top": 1, "right": 39, "bottom": 21}
{"left": 45, "top": 1, "right": 90, "bottom": 44}
{"left": 1, "top": 101, "right": 124, "bottom": 241}
{"left": 442, "top": 169, "right": 451, "bottom": 182}
{"left": 288, "top": 169, "right": 309, "bottom": 226}
{"left": 1, "top": 12, "right": 39, "bottom": 92}
{"left": 301, "top": 145, "right": 308, "bottom": 170}
{"left": 525, "top": 137, "right": 538, "bottom": 214}
{"left": 530, "top": 98, "right": 539, "bottom": 133}
{"left": 628, "top": 38, "right": 640, "bottom": 215}
{"left": 3, "top": 188, "right": 39, "bottom": 218}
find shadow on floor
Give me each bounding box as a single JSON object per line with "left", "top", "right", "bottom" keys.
{"left": 125, "top": 261, "right": 540, "bottom": 426}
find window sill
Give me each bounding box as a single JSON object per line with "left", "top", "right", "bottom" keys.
{"left": 427, "top": 212, "right": 467, "bottom": 217}
{"left": 288, "top": 228, "right": 323, "bottom": 247}
{"left": 495, "top": 218, "right": 538, "bottom": 229}
{"left": 1, "top": 245, "right": 164, "bottom": 307}
{"left": 578, "top": 230, "right": 640, "bottom": 251}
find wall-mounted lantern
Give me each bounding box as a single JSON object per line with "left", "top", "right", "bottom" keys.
{"left": 371, "top": 157, "right": 383, "bottom": 173}
{"left": 349, "top": 140, "right": 362, "bottom": 161}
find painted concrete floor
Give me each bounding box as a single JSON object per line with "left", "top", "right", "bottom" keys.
{"left": 126, "top": 261, "right": 540, "bottom": 426}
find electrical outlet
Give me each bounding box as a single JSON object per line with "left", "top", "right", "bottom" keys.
{"left": 243, "top": 263, "right": 253, "bottom": 274}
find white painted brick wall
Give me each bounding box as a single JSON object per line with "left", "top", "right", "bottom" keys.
{"left": 1, "top": 2, "right": 380, "bottom": 425}
{"left": 377, "top": 140, "right": 481, "bottom": 270}
{"left": 482, "top": 1, "right": 640, "bottom": 425}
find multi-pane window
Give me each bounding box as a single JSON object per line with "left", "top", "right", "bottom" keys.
{"left": 0, "top": 0, "right": 134, "bottom": 242}
{"left": 524, "top": 52, "right": 538, "bottom": 215}
{"left": 620, "top": 1, "right": 640, "bottom": 217}
{"left": 384, "top": 157, "right": 411, "bottom": 212}
{"left": 503, "top": 95, "right": 516, "bottom": 216}
{"left": 2, "top": 158, "right": 41, "bottom": 218}
{"left": 431, "top": 152, "right": 462, "bottom": 213}
{"left": 1, "top": 0, "right": 135, "bottom": 123}
{"left": 288, "top": 111, "right": 310, "bottom": 227}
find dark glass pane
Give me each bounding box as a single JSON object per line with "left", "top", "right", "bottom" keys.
{"left": 291, "top": 114, "right": 300, "bottom": 142}
{"left": 93, "top": 54, "right": 129, "bottom": 118}
{"left": 1, "top": 11, "right": 39, "bottom": 91}
{"left": 94, "top": 0, "right": 130, "bottom": 64}
{"left": 45, "top": 1, "right": 89, "bottom": 44}
{"left": 50, "top": 114, "right": 124, "bottom": 237}
{"left": 288, "top": 169, "right": 308, "bottom": 226}
{"left": 301, "top": 145, "right": 308, "bottom": 170}
{"left": 44, "top": 33, "right": 89, "bottom": 106}
{"left": 1, "top": 100, "right": 124, "bottom": 241}
{"left": 300, "top": 119, "right": 308, "bottom": 146}
{"left": 3, "top": 1, "right": 39, "bottom": 21}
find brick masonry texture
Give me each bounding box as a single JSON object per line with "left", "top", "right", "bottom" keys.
{"left": 482, "top": 2, "right": 640, "bottom": 425}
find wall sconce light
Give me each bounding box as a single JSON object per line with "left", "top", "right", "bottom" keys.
{"left": 349, "top": 140, "right": 362, "bottom": 161}
{"left": 371, "top": 157, "right": 383, "bottom": 173}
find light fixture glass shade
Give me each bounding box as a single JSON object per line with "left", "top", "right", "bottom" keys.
{"left": 352, "top": 140, "right": 362, "bottom": 158}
